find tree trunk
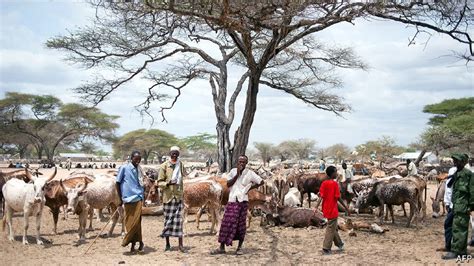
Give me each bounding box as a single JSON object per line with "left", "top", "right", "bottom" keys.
{"left": 232, "top": 76, "right": 259, "bottom": 167}
{"left": 414, "top": 149, "right": 426, "bottom": 167}
{"left": 216, "top": 121, "right": 232, "bottom": 173}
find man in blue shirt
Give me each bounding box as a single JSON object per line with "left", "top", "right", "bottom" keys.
{"left": 116, "top": 151, "right": 145, "bottom": 253}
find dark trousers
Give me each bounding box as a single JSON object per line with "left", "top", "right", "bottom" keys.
{"left": 444, "top": 209, "right": 454, "bottom": 251}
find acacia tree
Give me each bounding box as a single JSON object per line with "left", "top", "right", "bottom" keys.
{"left": 325, "top": 143, "right": 351, "bottom": 163}
{"left": 0, "top": 92, "right": 118, "bottom": 161}
{"left": 420, "top": 97, "right": 474, "bottom": 155}
{"left": 254, "top": 142, "right": 275, "bottom": 166}
{"left": 181, "top": 133, "right": 217, "bottom": 161}
{"left": 47, "top": 0, "right": 473, "bottom": 172}
{"left": 113, "top": 129, "right": 179, "bottom": 164}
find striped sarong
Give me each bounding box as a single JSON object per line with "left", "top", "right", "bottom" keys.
{"left": 161, "top": 198, "right": 183, "bottom": 238}
{"left": 122, "top": 200, "right": 143, "bottom": 247}
{"left": 218, "top": 201, "right": 248, "bottom": 246}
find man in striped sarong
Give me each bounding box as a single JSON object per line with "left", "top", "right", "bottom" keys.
{"left": 157, "top": 146, "right": 186, "bottom": 253}
{"left": 211, "top": 155, "right": 264, "bottom": 255}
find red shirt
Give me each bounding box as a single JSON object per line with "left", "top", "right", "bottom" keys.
{"left": 319, "top": 179, "right": 340, "bottom": 219}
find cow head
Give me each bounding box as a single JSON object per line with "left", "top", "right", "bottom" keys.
{"left": 354, "top": 189, "right": 370, "bottom": 214}
{"left": 25, "top": 167, "right": 57, "bottom": 203}
{"left": 431, "top": 196, "right": 441, "bottom": 218}
{"left": 61, "top": 177, "right": 89, "bottom": 213}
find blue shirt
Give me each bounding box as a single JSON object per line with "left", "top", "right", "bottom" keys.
{"left": 116, "top": 163, "right": 144, "bottom": 203}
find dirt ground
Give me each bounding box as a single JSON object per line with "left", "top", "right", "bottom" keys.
{"left": 1, "top": 167, "right": 473, "bottom": 265}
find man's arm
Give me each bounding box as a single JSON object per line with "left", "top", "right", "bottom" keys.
{"left": 469, "top": 171, "right": 474, "bottom": 212}
{"left": 156, "top": 164, "right": 169, "bottom": 188}
{"left": 227, "top": 170, "right": 240, "bottom": 188}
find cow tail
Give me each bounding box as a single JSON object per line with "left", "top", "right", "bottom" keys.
{"left": 424, "top": 183, "right": 427, "bottom": 204}
{"left": 2, "top": 211, "right": 6, "bottom": 232}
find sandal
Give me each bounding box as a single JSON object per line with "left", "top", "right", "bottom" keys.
{"left": 210, "top": 248, "right": 226, "bottom": 255}
{"left": 164, "top": 245, "right": 171, "bottom": 252}
{"left": 235, "top": 249, "right": 244, "bottom": 256}
{"left": 179, "top": 247, "right": 188, "bottom": 253}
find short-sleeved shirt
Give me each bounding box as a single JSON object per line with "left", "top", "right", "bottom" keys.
{"left": 319, "top": 179, "right": 340, "bottom": 219}
{"left": 227, "top": 168, "right": 262, "bottom": 203}
{"left": 344, "top": 169, "right": 353, "bottom": 180}
{"left": 116, "top": 163, "right": 144, "bottom": 203}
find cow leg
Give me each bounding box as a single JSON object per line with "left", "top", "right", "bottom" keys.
{"left": 35, "top": 211, "right": 43, "bottom": 245}
{"left": 407, "top": 201, "right": 417, "bottom": 228}
{"left": 51, "top": 207, "right": 60, "bottom": 235}
{"left": 307, "top": 192, "right": 311, "bottom": 208}
{"left": 118, "top": 206, "right": 125, "bottom": 237}
{"left": 402, "top": 204, "right": 407, "bottom": 217}
{"left": 378, "top": 202, "right": 385, "bottom": 225}
{"left": 23, "top": 212, "right": 30, "bottom": 245}
{"left": 247, "top": 210, "right": 252, "bottom": 228}
{"left": 61, "top": 205, "right": 67, "bottom": 220}
{"left": 88, "top": 208, "right": 93, "bottom": 231}
{"left": 388, "top": 205, "right": 395, "bottom": 224}
{"left": 195, "top": 207, "right": 202, "bottom": 230}
{"left": 107, "top": 206, "right": 118, "bottom": 237}
{"left": 5, "top": 204, "right": 14, "bottom": 242}
{"left": 384, "top": 205, "right": 389, "bottom": 221}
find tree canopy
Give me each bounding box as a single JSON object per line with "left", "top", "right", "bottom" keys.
{"left": 0, "top": 92, "right": 118, "bottom": 161}
{"left": 355, "top": 136, "right": 405, "bottom": 161}
{"left": 113, "top": 129, "right": 179, "bottom": 164}
{"left": 47, "top": 0, "right": 473, "bottom": 171}
{"left": 181, "top": 133, "right": 217, "bottom": 160}
{"left": 421, "top": 97, "right": 474, "bottom": 155}
{"left": 254, "top": 142, "right": 275, "bottom": 166}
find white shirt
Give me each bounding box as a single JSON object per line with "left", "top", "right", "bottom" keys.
{"left": 226, "top": 168, "right": 263, "bottom": 203}
{"left": 444, "top": 167, "right": 457, "bottom": 209}
{"left": 408, "top": 162, "right": 418, "bottom": 175}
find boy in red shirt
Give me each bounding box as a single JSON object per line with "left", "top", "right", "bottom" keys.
{"left": 319, "top": 165, "right": 344, "bottom": 255}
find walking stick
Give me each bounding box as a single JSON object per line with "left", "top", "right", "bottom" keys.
{"left": 83, "top": 208, "right": 120, "bottom": 255}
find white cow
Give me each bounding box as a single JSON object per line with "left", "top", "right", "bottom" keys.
{"left": 84, "top": 174, "right": 124, "bottom": 237}
{"left": 2, "top": 168, "right": 56, "bottom": 245}
{"left": 284, "top": 187, "right": 302, "bottom": 207}
{"left": 60, "top": 178, "right": 89, "bottom": 241}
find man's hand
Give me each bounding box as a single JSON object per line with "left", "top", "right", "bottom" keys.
{"left": 118, "top": 200, "right": 123, "bottom": 206}
{"left": 167, "top": 180, "right": 176, "bottom": 186}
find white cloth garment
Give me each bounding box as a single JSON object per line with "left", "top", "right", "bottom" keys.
{"left": 136, "top": 165, "right": 145, "bottom": 187}
{"left": 170, "top": 159, "right": 182, "bottom": 185}
{"left": 408, "top": 161, "right": 418, "bottom": 175}
{"left": 444, "top": 166, "right": 457, "bottom": 209}
{"left": 226, "top": 168, "right": 263, "bottom": 203}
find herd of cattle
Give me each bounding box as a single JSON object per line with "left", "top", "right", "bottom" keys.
{"left": 0, "top": 162, "right": 449, "bottom": 246}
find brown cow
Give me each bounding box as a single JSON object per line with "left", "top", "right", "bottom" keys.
{"left": 60, "top": 178, "right": 89, "bottom": 241}
{"left": 43, "top": 175, "right": 94, "bottom": 234}
{"left": 183, "top": 180, "right": 223, "bottom": 234}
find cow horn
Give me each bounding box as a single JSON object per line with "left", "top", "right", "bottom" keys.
{"left": 60, "top": 179, "right": 69, "bottom": 193}
{"left": 79, "top": 177, "right": 89, "bottom": 193}
{"left": 25, "top": 168, "right": 35, "bottom": 181}
{"left": 46, "top": 167, "right": 57, "bottom": 182}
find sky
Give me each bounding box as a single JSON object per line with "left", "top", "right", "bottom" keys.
{"left": 0, "top": 1, "right": 473, "bottom": 152}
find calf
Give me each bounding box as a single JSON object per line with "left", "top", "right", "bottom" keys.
{"left": 262, "top": 204, "right": 327, "bottom": 228}
{"left": 60, "top": 178, "right": 89, "bottom": 241}
{"left": 183, "top": 180, "right": 222, "bottom": 234}
{"left": 431, "top": 180, "right": 446, "bottom": 218}
{"left": 83, "top": 174, "right": 124, "bottom": 237}
{"left": 284, "top": 187, "right": 301, "bottom": 207}
{"left": 2, "top": 168, "right": 56, "bottom": 245}
{"left": 355, "top": 180, "right": 419, "bottom": 227}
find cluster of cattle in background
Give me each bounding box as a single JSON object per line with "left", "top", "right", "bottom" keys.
{"left": 0, "top": 160, "right": 451, "bottom": 245}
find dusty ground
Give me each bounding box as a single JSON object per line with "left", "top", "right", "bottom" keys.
{"left": 1, "top": 167, "right": 473, "bottom": 265}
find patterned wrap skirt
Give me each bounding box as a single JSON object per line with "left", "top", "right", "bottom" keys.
{"left": 218, "top": 201, "right": 249, "bottom": 246}
{"left": 161, "top": 198, "right": 184, "bottom": 238}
